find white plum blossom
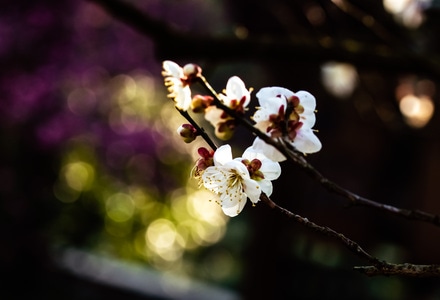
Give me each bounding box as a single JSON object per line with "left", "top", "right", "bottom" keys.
{"left": 239, "top": 146, "right": 281, "bottom": 197}
{"left": 202, "top": 145, "right": 260, "bottom": 217}
{"left": 218, "top": 76, "right": 251, "bottom": 108}
{"left": 254, "top": 87, "right": 317, "bottom": 129}
{"left": 252, "top": 87, "right": 321, "bottom": 160}
{"left": 162, "top": 60, "right": 200, "bottom": 111}
{"left": 201, "top": 144, "right": 280, "bottom": 217}
{"left": 205, "top": 76, "right": 251, "bottom": 140}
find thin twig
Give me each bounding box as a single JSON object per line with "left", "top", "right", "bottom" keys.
{"left": 176, "top": 108, "right": 218, "bottom": 151}
{"left": 261, "top": 193, "right": 440, "bottom": 277}
{"left": 354, "top": 264, "right": 440, "bottom": 277}
{"left": 260, "top": 193, "right": 384, "bottom": 266}
{"left": 281, "top": 141, "right": 440, "bottom": 226}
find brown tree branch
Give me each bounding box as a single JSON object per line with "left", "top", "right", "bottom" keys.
{"left": 354, "top": 264, "right": 440, "bottom": 277}
{"left": 262, "top": 193, "right": 440, "bottom": 277}
{"left": 162, "top": 67, "right": 440, "bottom": 277}
{"left": 196, "top": 75, "right": 440, "bottom": 228}
{"left": 101, "top": 0, "right": 440, "bottom": 277}
{"left": 260, "top": 193, "right": 384, "bottom": 266}
{"left": 280, "top": 141, "right": 440, "bottom": 227}
{"left": 188, "top": 75, "right": 440, "bottom": 276}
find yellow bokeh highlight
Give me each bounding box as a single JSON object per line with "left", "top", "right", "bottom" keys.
{"left": 63, "top": 161, "right": 95, "bottom": 192}
{"left": 146, "top": 218, "right": 184, "bottom": 262}
{"left": 106, "top": 192, "right": 135, "bottom": 222}
{"left": 56, "top": 69, "right": 232, "bottom": 275}
{"left": 170, "top": 189, "right": 228, "bottom": 248}
{"left": 108, "top": 73, "right": 158, "bottom": 134}
{"left": 186, "top": 190, "right": 227, "bottom": 225}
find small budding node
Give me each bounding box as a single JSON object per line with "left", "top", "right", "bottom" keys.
{"left": 183, "top": 63, "right": 202, "bottom": 80}
{"left": 196, "top": 147, "right": 214, "bottom": 171}
{"left": 191, "top": 95, "right": 214, "bottom": 113}
{"left": 177, "top": 124, "right": 198, "bottom": 143}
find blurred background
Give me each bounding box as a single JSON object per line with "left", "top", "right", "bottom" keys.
{"left": 1, "top": 0, "right": 440, "bottom": 299}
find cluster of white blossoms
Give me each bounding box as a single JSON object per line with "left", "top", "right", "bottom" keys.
{"left": 198, "top": 145, "right": 281, "bottom": 216}
{"left": 163, "top": 61, "right": 321, "bottom": 216}
{"left": 252, "top": 87, "right": 322, "bottom": 161}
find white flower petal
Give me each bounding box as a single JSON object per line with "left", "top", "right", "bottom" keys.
{"left": 174, "top": 85, "right": 192, "bottom": 111}
{"left": 296, "top": 90, "right": 316, "bottom": 128}
{"left": 242, "top": 178, "right": 261, "bottom": 203}
{"left": 202, "top": 166, "right": 228, "bottom": 194}
{"left": 213, "top": 144, "right": 234, "bottom": 166}
{"left": 259, "top": 159, "right": 281, "bottom": 181}
{"left": 300, "top": 110, "right": 316, "bottom": 129}
{"left": 250, "top": 137, "right": 286, "bottom": 162}
{"left": 256, "top": 86, "right": 294, "bottom": 100}
{"left": 252, "top": 110, "right": 269, "bottom": 124}
{"left": 221, "top": 195, "right": 247, "bottom": 217}
{"left": 162, "top": 60, "right": 183, "bottom": 78}
{"left": 258, "top": 179, "right": 273, "bottom": 197}
{"left": 241, "top": 146, "right": 261, "bottom": 161}
{"left": 293, "top": 127, "right": 322, "bottom": 154}
{"left": 224, "top": 76, "right": 251, "bottom": 107}
{"left": 162, "top": 61, "right": 192, "bottom": 111}
{"left": 204, "top": 106, "right": 223, "bottom": 126}
{"left": 296, "top": 90, "right": 316, "bottom": 112}
{"left": 253, "top": 96, "right": 286, "bottom": 122}
{"left": 220, "top": 183, "right": 244, "bottom": 208}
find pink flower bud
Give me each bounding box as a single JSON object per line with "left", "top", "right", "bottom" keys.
{"left": 183, "top": 63, "right": 202, "bottom": 79}
{"left": 177, "top": 124, "right": 198, "bottom": 143}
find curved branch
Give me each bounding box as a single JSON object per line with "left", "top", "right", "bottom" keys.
{"left": 281, "top": 142, "right": 440, "bottom": 227}
{"left": 196, "top": 75, "right": 440, "bottom": 228}
{"left": 260, "top": 193, "right": 383, "bottom": 266}
{"left": 262, "top": 193, "right": 440, "bottom": 277}
{"left": 165, "top": 70, "right": 440, "bottom": 277}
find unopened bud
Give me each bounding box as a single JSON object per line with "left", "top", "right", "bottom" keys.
{"left": 183, "top": 63, "right": 202, "bottom": 79}
{"left": 177, "top": 124, "right": 198, "bottom": 143}
{"left": 250, "top": 158, "right": 262, "bottom": 171}
{"left": 198, "top": 147, "right": 213, "bottom": 159}
{"left": 196, "top": 147, "right": 214, "bottom": 171}
{"left": 191, "top": 95, "right": 214, "bottom": 113}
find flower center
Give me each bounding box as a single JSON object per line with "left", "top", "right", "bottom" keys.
{"left": 241, "top": 158, "right": 264, "bottom": 181}
{"left": 228, "top": 95, "right": 248, "bottom": 115}
{"left": 267, "top": 95, "right": 304, "bottom": 142}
